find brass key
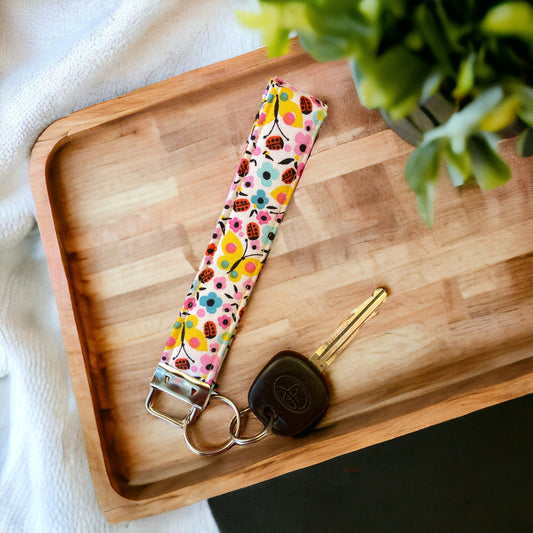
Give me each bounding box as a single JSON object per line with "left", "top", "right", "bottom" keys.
{"left": 248, "top": 288, "right": 389, "bottom": 436}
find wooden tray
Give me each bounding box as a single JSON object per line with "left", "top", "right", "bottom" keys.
{"left": 29, "top": 41, "right": 533, "bottom": 522}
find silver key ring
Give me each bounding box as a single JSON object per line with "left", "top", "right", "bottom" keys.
{"left": 182, "top": 393, "right": 242, "bottom": 456}
{"left": 229, "top": 407, "right": 273, "bottom": 446}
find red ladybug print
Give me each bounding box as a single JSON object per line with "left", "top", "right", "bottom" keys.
{"left": 199, "top": 267, "right": 214, "bottom": 284}
{"left": 233, "top": 198, "right": 251, "bottom": 212}
{"left": 300, "top": 95, "right": 313, "bottom": 115}
{"left": 266, "top": 135, "right": 284, "bottom": 150}
{"left": 246, "top": 222, "right": 260, "bottom": 240}
{"left": 175, "top": 358, "right": 190, "bottom": 370}
{"left": 205, "top": 242, "right": 217, "bottom": 256}
{"left": 238, "top": 158, "right": 249, "bottom": 177}
{"left": 282, "top": 167, "right": 297, "bottom": 184}
{"left": 203, "top": 321, "right": 217, "bottom": 339}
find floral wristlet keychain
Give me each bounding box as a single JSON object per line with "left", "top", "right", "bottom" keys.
{"left": 146, "top": 77, "right": 327, "bottom": 454}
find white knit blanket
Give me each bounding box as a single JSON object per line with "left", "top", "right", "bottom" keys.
{"left": 0, "top": 1, "right": 260, "bottom": 530}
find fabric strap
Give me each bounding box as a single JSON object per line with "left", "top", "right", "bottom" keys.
{"left": 150, "top": 77, "right": 327, "bottom": 409}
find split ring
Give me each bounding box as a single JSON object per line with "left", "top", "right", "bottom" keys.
{"left": 229, "top": 406, "right": 273, "bottom": 446}
{"left": 182, "top": 393, "right": 241, "bottom": 456}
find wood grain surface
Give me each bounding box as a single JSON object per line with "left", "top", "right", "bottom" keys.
{"left": 29, "top": 40, "right": 533, "bottom": 522}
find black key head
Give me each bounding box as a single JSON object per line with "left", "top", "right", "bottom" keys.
{"left": 248, "top": 350, "right": 329, "bottom": 437}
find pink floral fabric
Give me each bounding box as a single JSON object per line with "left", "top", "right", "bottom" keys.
{"left": 160, "top": 77, "right": 327, "bottom": 385}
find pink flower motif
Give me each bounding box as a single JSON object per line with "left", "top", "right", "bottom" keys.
{"left": 257, "top": 210, "right": 272, "bottom": 225}
{"left": 200, "top": 353, "right": 216, "bottom": 375}
{"left": 183, "top": 297, "right": 196, "bottom": 312}
{"left": 213, "top": 276, "right": 226, "bottom": 290}
{"left": 243, "top": 278, "right": 255, "bottom": 291}
{"left": 234, "top": 291, "right": 243, "bottom": 300}
{"left": 294, "top": 132, "right": 312, "bottom": 156}
{"left": 212, "top": 226, "right": 221, "bottom": 240}
{"left": 229, "top": 217, "right": 242, "bottom": 232}
{"left": 222, "top": 304, "right": 232, "bottom": 313}
{"left": 304, "top": 119, "right": 314, "bottom": 132}
{"left": 217, "top": 315, "right": 231, "bottom": 329}
{"left": 249, "top": 239, "right": 260, "bottom": 253}
{"left": 296, "top": 162, "right": 306, "bottom": 177}
{"left": 243, "top": 175, "right": 254, "bottom": 189}
{"left": 209, "top": 342, "right": 219, "bottom": 355}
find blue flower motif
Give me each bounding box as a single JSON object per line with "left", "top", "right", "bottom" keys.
{"left": 257, "top": 162, "right": 279, "bottom": 188}
{"left": 199, "top": 291, "right": 223, "bottom": 314}
{"left": 251, "top": 189, "right": 269, "bottom": 209}
{"left": 261, "top": 224, "right": 278, "bottom": 244}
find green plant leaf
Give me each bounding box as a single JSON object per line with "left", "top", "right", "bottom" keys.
{"left": 444, "top": 143, "right": 472, "bottom": 186}
{"left": 405, "top": 139, "right": 442, "bottom": 226}
{"left": 481, "top": 1, "right": 533, "bottom": 41}
{"left": 236, "top": 2, "right": 310, "bottom": 57}
{"left": 516, "top": 127, "right": 533, "bottom": 157}
{"left": 478, "top": 94, "right": 521, "bottom": 132}
{"left": 468, "top": 134, "right": 511, "bottom": 190}
{"left": 452, "top": 51, "right": 476, "bottom": 99}
{"left": 355, "top": 45, "right": 431, "bottom": 120}
{"left": 425, "top": 86, "right": 504, "bottom": 153}
{"left": 518, "top": 85, "right": 533, "bottom": 127}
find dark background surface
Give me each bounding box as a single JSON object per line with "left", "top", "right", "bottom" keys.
{"left": 209, "top": 393, "right": 533, "bottom": 533}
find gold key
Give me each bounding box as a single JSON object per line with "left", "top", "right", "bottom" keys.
{"left": 248, "top": 288, "right": 389, "bottom": 436}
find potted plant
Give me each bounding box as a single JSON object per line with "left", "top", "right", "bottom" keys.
{"left": 238, "top": 0, "right": 533, "bottom": 225}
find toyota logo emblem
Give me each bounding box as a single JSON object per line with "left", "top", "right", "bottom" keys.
{"left": 274, "top": 375, "right": 310, "bottom": 412}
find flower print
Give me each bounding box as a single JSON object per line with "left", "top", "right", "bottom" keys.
{"left": 257, "top": 161, "right": 279, "bottom": 187}
{"left": 251, "top": 189, "right": 269, "bottom": 209}
{"left": 229, "top": 217, "right": 243, "bottom": 232}
{"left": 205, "top": 242, "right": 217, "bottom": 256}
{"left": 217, "top": 315, "right": 231, "bottom": 330}
{"left": 212, "top": 226, "right": 221, "bottom": 240}
{"left": 294, "top": 132, "right": 312, "bottom": 156}
{"left": 213, "top": 276, "right": 226, "bottom": 291}
{"left": 243, "top": 175, "right": 254, "bottom": 189}
{"left": 257, "top": 210, "right": 272, "bottom": 225}
{"left": 199, "top": 291, "right": 223, "bottom": 314}
{"left": 217, "top": 331, "right": 233, "bottom": 344}
{"left": 209, "top": 342, "right": 219, "bottom": 355}
{"left": 296, "top": 162, "right": 306, "bottom": 177}
{"left": 313, "top": 108, "right": 326, "bottom": 124}
{"left": 199, "top": 353, "right": 216, "bottom": 376}
{"left": 304, "top": 119, "right": 314, "bottom": 133}
{"left": 222, "top": 304, "right": 232, "bottom": 314}
{"left": 248, "top": 239, "right": 261, "bottom": 253}
{"left": 183, "top": 297, "right": 196, "bottom": 312}
{"left": 243, "top": 278, "right": 255, "bottom": 292}
{"left": 190, "top": 278, "right": 199, "bottom": 293}
{"left": 261, "top": 224, "right": 278, "bottom": 244}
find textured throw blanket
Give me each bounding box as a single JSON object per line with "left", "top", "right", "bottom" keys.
{"left": 0, "top": 1, "right": 260, "bottom": 530}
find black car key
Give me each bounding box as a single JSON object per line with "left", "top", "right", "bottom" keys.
{"left": 248, "top": 288, "right": 388, "bottom": 437}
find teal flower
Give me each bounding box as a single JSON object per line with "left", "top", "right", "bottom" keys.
{"left": 251, "top": 189, "right": 269, "bottom": 209}
{"left": 199, "top": 291, "right": 223, "bottom": 314}
{"left": 257, "top": 161, "right": 279, "bottom": 187}
{"left": 261, "top": 223, "right": 277, "bottom": 244}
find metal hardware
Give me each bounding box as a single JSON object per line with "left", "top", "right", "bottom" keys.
{"left": 145, "top": 387, "right": 199, "bottom": 429}
{"left": 229, "top": 407, "right": 273, "bottom": 446}
{"left": 149, "top": 362, "right": 211, "bottom": 410}
{"left": 182, "top": 394, "right": 242, "bottom": 456}
{"left": 308, "top": 287, "right": 389, "bottom": 373}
